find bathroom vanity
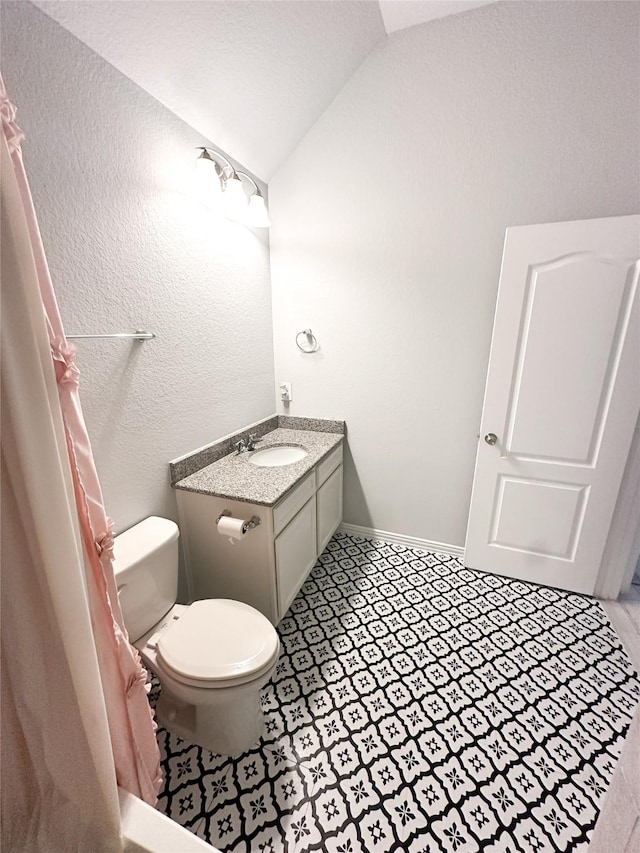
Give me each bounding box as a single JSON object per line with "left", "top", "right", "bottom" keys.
{"left": 172, "top": 418, "right": 344, "bottom": 625}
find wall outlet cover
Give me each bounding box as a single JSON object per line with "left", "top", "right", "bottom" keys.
{"left": 279, "top": 382, "right": 292, "bottom": 402}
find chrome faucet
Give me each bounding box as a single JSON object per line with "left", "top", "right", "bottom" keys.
{"left": 235, "top": 433, "right": 258, "bottom": 454}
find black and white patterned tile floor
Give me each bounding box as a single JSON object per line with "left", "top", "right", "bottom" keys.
{"left": 152, "top": 532, "right": 639, "bottom": 852}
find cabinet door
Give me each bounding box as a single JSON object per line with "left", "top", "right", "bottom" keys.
{"left": 275, "top": 496, "right": 317, "bottom": 620}
{"left": 317, "top": 464, "right": 343, "bottom": 555}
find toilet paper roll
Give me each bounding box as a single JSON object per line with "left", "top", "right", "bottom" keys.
{"left": 217, "top": 515, "right": 246, "bottom": 545}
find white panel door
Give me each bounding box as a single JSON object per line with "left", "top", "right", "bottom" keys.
{"left": 465, "top": 215, "right": 639, "bottom": 595}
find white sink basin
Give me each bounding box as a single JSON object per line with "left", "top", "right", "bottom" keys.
{"left": 249, "top": 445, "right": 308, "bottom": 467}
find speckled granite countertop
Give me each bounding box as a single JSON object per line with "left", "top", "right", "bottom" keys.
{"left": 173, "top": 428, "right": 343, "bottom": 506}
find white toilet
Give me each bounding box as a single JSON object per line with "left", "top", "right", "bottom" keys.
{"left": 113, "top": 516, "right": 280, "bottom": 756}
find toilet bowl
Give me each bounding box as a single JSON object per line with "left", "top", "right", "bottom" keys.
{"left": 113, "top": 516, "right": 280, "bottom": 756}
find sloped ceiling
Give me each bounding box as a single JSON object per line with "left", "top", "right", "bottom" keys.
{"left": 33, "top": 0, "right": 494, "bottom": 180}
{"left": 379, "top": 1, "right": 494, "bottom": 34}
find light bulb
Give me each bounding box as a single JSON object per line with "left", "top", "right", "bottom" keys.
{"left": 245, "top": 193, "right": 271, "bottom": 228}
{"left": 223, "top": 174, "right": 248, "bottom": 221}
{"left": 193, "top": 150, "right": 222, "bottom": 210}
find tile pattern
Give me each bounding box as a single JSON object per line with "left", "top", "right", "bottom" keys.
{"left": 588, "top": 579, "right": 640, "bottom": 852}
{"left": 152, "top": 533, "right": 639, "bottom": 852}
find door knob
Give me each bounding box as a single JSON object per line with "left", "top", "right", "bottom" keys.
{"left": 484, "top": 433, "right": 498, "bottom": 445}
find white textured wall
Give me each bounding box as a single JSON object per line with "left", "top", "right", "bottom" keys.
{"left": 2, "top": 2, "right": 275, "bottom": 540}
{"left": 270, "top": 1, "right": 640, "bottom": 547}
{"left": 32, "top": 0, "right": 385, "bottom": 179}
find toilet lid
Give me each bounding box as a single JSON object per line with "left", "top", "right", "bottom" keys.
{"left": 156, "top": 599, "right": 279, "bottom": 683}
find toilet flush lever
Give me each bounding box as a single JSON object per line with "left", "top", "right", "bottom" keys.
{"left": 147, "top": 631, "right": 163, "bottom": 650}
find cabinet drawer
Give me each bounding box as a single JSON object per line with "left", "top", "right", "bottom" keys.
{"left": 273, "top": 471, "right": 315, "bottom": 536}
{"left": 317, "top": 444, "right": 343, "bottom": 487}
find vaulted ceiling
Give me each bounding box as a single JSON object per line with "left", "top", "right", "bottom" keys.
{"left": 33, "top": 0, "right": 494, "bottom": 180}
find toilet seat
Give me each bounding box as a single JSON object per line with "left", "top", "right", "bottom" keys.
{"left": 156, "top": 599, "right": 279, "bottom": 689}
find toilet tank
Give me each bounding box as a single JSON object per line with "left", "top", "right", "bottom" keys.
{"left": 113, "top": 516, "right": 180, "bottom": 643}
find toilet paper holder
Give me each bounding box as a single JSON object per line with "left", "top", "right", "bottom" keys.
{"left": 216, "top": 509, "right": 261, "bottom": 534}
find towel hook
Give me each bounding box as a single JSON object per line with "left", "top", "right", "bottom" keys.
{"left": 296, "top": 328, "right": 319, "bottom": 353}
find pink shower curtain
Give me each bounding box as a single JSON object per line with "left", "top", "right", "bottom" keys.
{"left": 1, "top": 76, "right": 161, "bottom": 841}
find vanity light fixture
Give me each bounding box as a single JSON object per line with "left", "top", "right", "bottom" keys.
{"left": 194, "top": 148, "right": 223, "bottom": 210}
{"left": 237, "top": 172, "right": 271, "bottom": 229}
{"left": 194, "top": 147, "right": 270, "bottom": 228}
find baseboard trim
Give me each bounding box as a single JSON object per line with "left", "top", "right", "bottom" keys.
{"left": 338, "top": 523, "right": 465, "bottom": 559}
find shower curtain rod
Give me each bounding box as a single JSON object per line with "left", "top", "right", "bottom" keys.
{"left": 66, "top": 330, "right": 155, "bottom": 341}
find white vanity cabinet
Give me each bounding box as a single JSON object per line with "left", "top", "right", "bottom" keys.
{"left": 176, "top": 443, "right": 343, "bottom": 625}
{"left": 316, "top": 449, "right": 344, "bottom": 554}
{"left": 275, "top": 495, "right": 317, "bottom": 618}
